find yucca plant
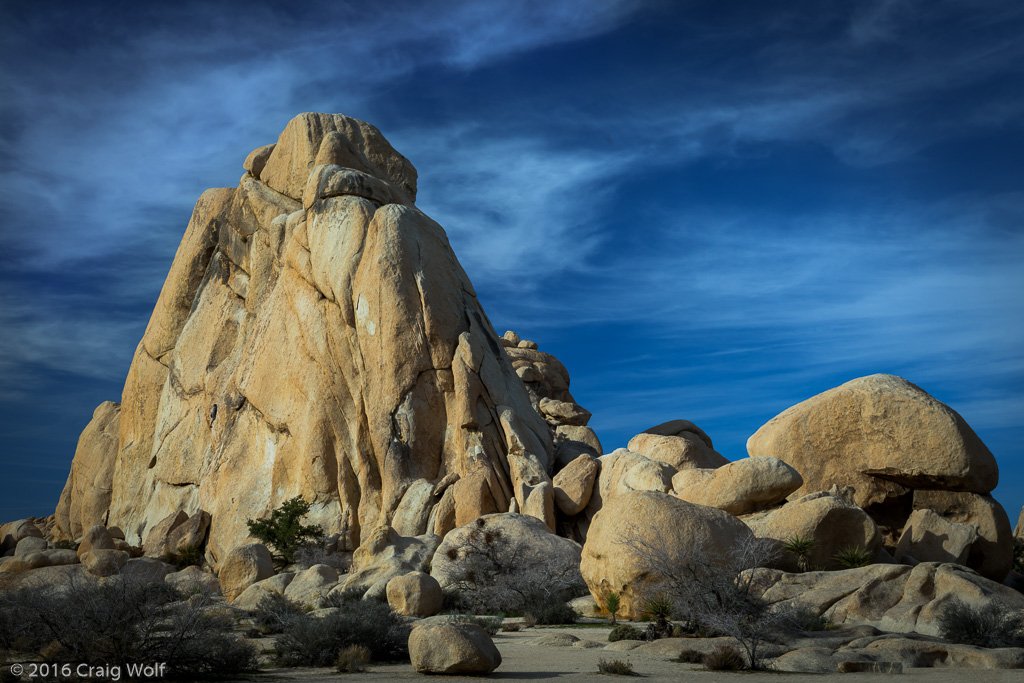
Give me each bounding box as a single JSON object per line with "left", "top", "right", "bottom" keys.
{"left": 783, "top": 534, "right": 815, "bottom": 572}
{"left": 833, "top": 545, "right": 873, "bottom": 569}
{"left": 643, "top": 593, "right": 673, "bottom": 634}
{"left": 604, "top": 591, "right": 621, "bottom": 625}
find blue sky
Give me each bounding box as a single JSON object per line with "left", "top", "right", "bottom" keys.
{"left": 1, "top": 0, "right": 1022, "bottom": 525}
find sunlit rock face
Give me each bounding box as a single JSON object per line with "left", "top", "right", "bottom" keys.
{"left": 55, "top": 113, "right": 562, "bottom": 561}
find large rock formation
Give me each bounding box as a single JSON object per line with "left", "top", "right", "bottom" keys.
{"left": 54, "top": 113, "right": 588, "bottom": 562}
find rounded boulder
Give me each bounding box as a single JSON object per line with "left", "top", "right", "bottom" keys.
{"left": 409, "top": 622, "right": 501, "bottom": 674}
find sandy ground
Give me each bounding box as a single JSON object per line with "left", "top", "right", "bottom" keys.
{"left": 227, "top": 624, "right": 1024, "bottom": 683}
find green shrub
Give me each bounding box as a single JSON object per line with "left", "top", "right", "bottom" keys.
{"left": 162, "top": 543, "right": 203, "bottom": 569}
{"left": 833, "top": 545, "right": 872, "bottom": 569}
{"left": 53, "top": 539, "right": 78, "bottom": 551}
{"left": 525, "top": 599, "right": 578, "bottom": 625}
{"left": 246, "top": 495, "right": 325, "bottom": 566}
{"left": 783, "top": 535, "right": 815, "bottom": 572}
{"left": 704, "top": 644, "right": 745, "bottom": 671}
{"left": 604, "top": 591, "right": 620, "bottom": 624}
{"left": 608, "top": 624, "right": 644, "bottom": 642}
{"left": 938, "top": 597, "right": 1024, "bottom": 648}
{"left": 597, "top": 657, "right": 636, "bottom": 675}
{"left": 273, "top": 601, "right": 410, "bottom": 665}
{"left": 335, "top": 644, "right": 371, "bottom": 673}
{"left": 784, "top": 605, "right": 833, "bottom": 632}
{"left": 455, "top": 615, "right": 502, "bottom": 636}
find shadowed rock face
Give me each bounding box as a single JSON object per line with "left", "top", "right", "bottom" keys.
{"left": 54, "top": 113, "right": 556, "bottom": 561}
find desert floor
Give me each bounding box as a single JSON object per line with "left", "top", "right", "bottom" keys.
{"left": 230, "top": 624, "right": 1024, "bottom": 682}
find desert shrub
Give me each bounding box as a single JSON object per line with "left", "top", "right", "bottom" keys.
{"left": 526, "top": 599, "right": 578, "bottom": 625}
{"left": 620, "top": 524, "right": 787, "bottom": 669}
{"left": 335, "top": 644, "right": 371, "bottom": 673}
{"left": 783, "top": 604, "right": 833, "bottom": 632}
{"left": 604, "top": 591, "right": 621, "bottom": 624}
{"left": 608, "top": 624, "right": 644, "bottom": 642}
{"left": 317, "top": 585, "right": 366, "bottom": 608}
{"left": 249, "top": 591, "right": 306, "bottom": 635}
{"left": 938, "top": 597, "right": 1024, "bottom": 648}
{"left": 704, "top": 644, "right": 745, "bottom": 671}
{"left": 441, "top": 519, "right": 587, "bottom": 618}
{"left": 246, "top": 495, "right": 325, "bottom": 566}
{"left": 293, "top": 544, "right": 350, "bottom": 572}
{"left": 521, "top": 613, "right": 538, "bottom": 629}
{"left": 455, "top": 615, "right": 502, "bottom": 636}
{"left": 0, "top": 574, "right": 258, "bottom": 678}
{"left": 501, "top": 622, "right": 521, "bottom": 632}
{"left": 673, "top": 649, "right": 705, "bottom": 663}
{"left": 833, "top": 545, "right": 872, "bottom": 569}
{"left": 162, "top": 543, "right": 203, "bottom": 569}
{"left": 597, "top": 657, "right": 636, "bottom": 675}
{"left": 783, "top": 534, "right": 815, "bottom": 572}
{"left": 273, "top": 600, "right": 410, "bottom": 665}
{"left": 52, "top": 540, "right": 78, "bottom": 551}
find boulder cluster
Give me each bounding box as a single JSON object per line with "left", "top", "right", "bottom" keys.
{"left": 2, "top": 113, "right": 1021, "bottom": 675}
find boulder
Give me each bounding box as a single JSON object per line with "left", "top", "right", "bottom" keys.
{"left": 553, "top": 454, "right": 599, "bottom": 516}
{"left": 120, "top": 557, "right": 176, "bottom": 583}
{"left": 80, "top": 549, "right": 129, "bottom": 577}
{"left": 283, "top": 564, "right": 339, "bottom": 606}
{"left": 143, "top": 511, "right": 188, "bottom": 557}
{"left": 14, "top": 537, "right": 48, "bottom": 556}
{"left": 335, "top": 526, "right": 439, "bottom": 600}
{"left": 759, "top": 561, "right": 1024, "bottom": 635}
{"left": 580, "top": 490, "right": 753, "bottom": 619}
{"left": 912, "top": 490, "right": 1013, "bottom": 581}
{"left": 409, "top": 623, "right": 501, "bottom": 674}
{"left": 40, "top": 549, "right": 79, "bottom": 567}
{"left": 538, "top": 397, "right": 590, "bottom": 426}
{"left": 386, "top": 571, "right": 443, "bottom": 617}
{"left": 77, "top": 525, "right": 114, "bottom": 560}
{"left": 53, "top": 402, "right": 121, "bottom": 540}
{"left": 166, "top": 565, "right": 221, "bottom": 595}
{"left": 594, "top": 449, "right": 674, "bottom": 503}
{"left": 747, "top": 374, "right": 999, "bottom": 511}
{"left": 673, "top": 457, "right": 802, "bottom": 515}
{"left": 219, "top": 543, "right": 275, "bottom": 601}
{"left": 54, "top": 112, "right": 559, "bottom": 562}
{"left": 552, "top": 425, "right": 602, "bottom": 471}
{"left": 165, "top": 510, "right": 211, "bottom": 554}
{"left": 232, "top": 572, "right": 296, "bottom": 610}
{"left": 431, "top": 513, "right": 581, "bottom": 590}
{"left": 742, "top": 491, "right": 882, "bottom": 571}
{"left": 627, "top": 432, "right": 728, "bottom": 471}
{"left": 894, "top": 508, "right": 979, "bottom": 565}
{"left": 0, "top": 519, "right": 43, "bottom": 554}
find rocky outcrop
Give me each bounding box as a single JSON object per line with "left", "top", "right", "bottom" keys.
{"left": 580, "top": 490, "right": 753, "bottom": 619}
{"left": 334, "top": 525, "right": 439, "bottom": 599}
{"left": 748, "top": 375, "right": 998, "bottom": 511}
{"left": 54, "top": 113, "right": 588, "bottom": 562}
{"left": 910, "top": 490, "right": 1013, "bottom": 581}
{"left": 894, "top": 508, "right": 978, "bottom": 565}
{"left": 627, "top": 419, "right": 728, "bottom": 471}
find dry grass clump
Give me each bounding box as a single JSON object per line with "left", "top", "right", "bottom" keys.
{"left": 335, "top": 644, "right": 371, "bottom": 673}
{"left": 703, "top": 644, "right": 745, "bottom": 671}
{"left": 597, "top": 657, "right": 637, "bottom": 676}
{"left": 673, "top": 649, "right": 705, "bottom": 663}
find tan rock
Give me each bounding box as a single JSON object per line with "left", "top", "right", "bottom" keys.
{"left": 81, "top": 549, "right": 129, "bottom": 577}
{"left": 165, "top": 565, "right": 221, "bottom": 595}
{"left": 409, "top": 623, "right": 501, "bottom": 674}
{"left": 392, "top": 480, "right": 437, "bottom": 537}
{"left": 143, "top": 511, "right": 188, "bottom": 557}
{"left": 538, "top": 397, "right": 590, "bottom": 426}
{"left": 502, "top": 331, "right": 520, "bottom": 345}
{"left": 121, "top": 557, "right": 175, "bottom": 583}
{"left": 432, "top": 486, "right": 457, "bottom": 538}
{"left": 747, "top": 374, "right": 999, "bottom": 510}
{"left": 338, "top": 526, "right": 440, "bottom": 600}
{"left": 519, "top": 481, "right": 556, "bottom": 532}
{"left": 674, "top": 457, "right": 802, "bottom": 515}
{"left": 553, "top": 455, "right": 599, "bottom": 516}
{"left": 39, "top": 549, "right": 79, "bottom": 567}
{"left": 231, "top": 572, "right": 296, "bottom": 609}
{"left": 54, "top": 403, "right": 121, "bottom": 541}
{"left": 0, "top": 519, "right": 42, "bottom": 554}
{"left": 14, "top": 537, "right": 47, "bottom": 555}
{"left": 670, "top": 468, "right": 716, "bottom": 493}
{"left": 639, "top": 419, "right": 714, "bottom": 446}
{"left": 894, "top": 508, "right": 979, "bottom": 565}
{"left": 627, "top": 432, "right": 728, "bottom": 471}
{"left": 431, "top": 513, "right": 581, "bottom": 590}
{"left": 1016, "top": 506, "right": 1023, "bottom": 539}
{"left": 219, "top": 543, "right": 274, "bottom": 601}
{"left": 742, "top": 492, "right": 882, "bottom": 571}
{"left": 244, "top": 143, "right": 275, "bottom": 177}
{"left": 912, "top": 490, "right": 1013, "bottom": 581}
{"left": 284, "top": 564, "right": 339, "bottom": 606}
{"left": 77, "top": 525, "right": 114, "bottom": 560}
{"left": 580, "top": 490, "right": 754, "bottom": 619}
{"left": 166, "top": 510, "right": 211, "bottom": 554}
{"left": 386, "top": 571, "right": 443, "bottom": 617}
{"left": 594, "top": 449, "right": 674, "bottom": 502}
{"left": 553, "top": 425, "right": 603, "bottom": 470}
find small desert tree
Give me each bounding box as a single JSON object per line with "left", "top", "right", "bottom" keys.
{"left": 247, "top": 495, "right": 324, "bottom": 566}
{"left": 619, "top": 524, "right": 787, "bottom": 669}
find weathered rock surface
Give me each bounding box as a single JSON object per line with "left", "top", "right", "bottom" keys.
{"left": 54, "top": 113, "right": 569, "bottom": 562}
{"left": 232, "top": 572, "right": 295, "bottom": 609}
{"left": 336, "top": 525, "right": 439, "bottom": 599}
{"left": 409, "top": 622, "right": 501, "bottom": 674}
{"left": 77, "top": 525, "right": 114, "bottom": 560}
{"left": 14, "top": 537, "right": 48, "bottom": 556}
{"left": 283, "top": 564, "right": 339, "bottom": 605}
{"left": 219, "top": 542, "right": 274, "bottom": 601}
{"left": 120, "top": 557, "right": 176, "bottom": 583}
{"left": 912, "top": 490, "right": 1013, "bottom": 581}
{"left": 552, "top": 454, "right": 599, "bottom": 516}
{"left": 552, "top": 425, "right": 602, "bottom": 471}
{"left": 1016, "top": 506, "right": 1023, "bottom": 539}
{"left": 81, "top": 549, "right": 129, "bottom": 577}
{"left": 742, "top": 491, "right": 882, "bottom": 571}
{"left": 580, "top": 490, "right": 753, "bottom": 619}
{"left": 627, "top": 429, "right": 728, "bottom": 471}
{"left": 431, "top": 513, "right": 581, "bottom": 590}
{"left": 0, "top": 519, "right": 42, "bottom": 554}
{"left": 747, "top": 374, "right": 999, "bottom": 511}
{"left": 673, "top": 456, "right": 802, "bottom": 515}
{"left": 894, "top": 508, "right": 979, "bottom": 565}
{"left": 759, "top": 561, "right": 1024, "bottom": 635}
{"left": 386, "top": 570, "right": 443, "bottom": 617}
{"left": 53, "top": 402, "right": 121, "bottom": 541}
{"left": 165, "top": 565, "right": 221, "bottom": 594}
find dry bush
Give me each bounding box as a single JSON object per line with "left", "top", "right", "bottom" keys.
{"left": 335, "top": 644, "right": 371, "bottom": 673}
{"left": 0, "top": 574, "right": 258, "bottom": 678}
{"left": 619, "top": 524, "right": 788, "bottom": 669}
{"left": 597, "top": 657, "right": 637, "bottom": 675}
{"left": 673, "top": 649, "right": 705, "bottom": 663}
{"left": 608, "top": 625, "right": 643, "bottom": 642}
{"left": 273, "top": 601, "right": 410, "bottom": 666}
{"left": 441, "top": 520, "right": 586, "bottom": 623}
{"left": 248, "top": 591, "right": 306, "bottom": 635}
{"left": 704, "top": 644, "right": 745, "bottom": 671}
{"left": 938, "top": 597, "right": 1024, "bottom": 648}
